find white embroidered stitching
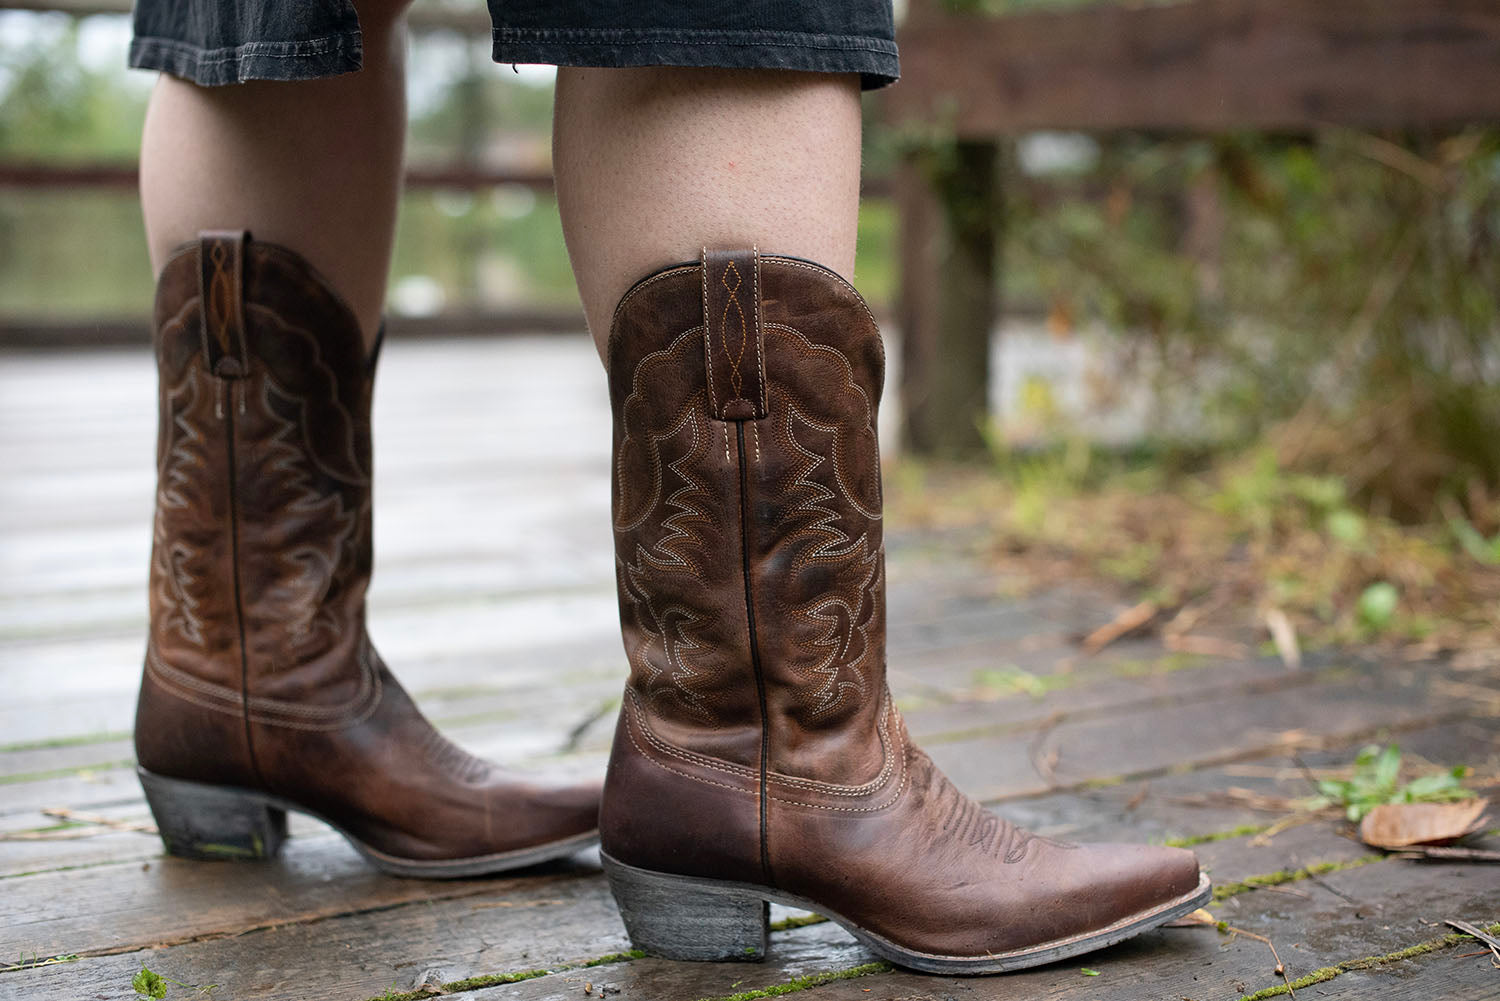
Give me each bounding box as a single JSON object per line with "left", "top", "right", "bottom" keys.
{"left": 614, "top": 327, "right": 707, "bottom": 532}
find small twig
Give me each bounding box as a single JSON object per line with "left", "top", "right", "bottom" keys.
{"left": 1445, "top": 920, "right": 1500, "bottom": 966}
{"left": 1291, "top": 753, "right": 1325, "bottom": 795}
{"left": 1262, "top": 607, "right": 1301, "bottom": 671}
{"left": 1082, "top": 600, "right": 1158, "bottom": 655}
{"left": 1, "top": 809, "right": 157, "bottom": 841}
{"left": 1177, "top": 914, "right": 1296, "bottom": 999}
{"left": 1302, "top": 869, "right": 1361, "bottom": 907}
{"left": 1397, "top": 845, "right": 1500, "bottom": 863}
{"left": 1249, "top": 812, "right": 1320, "bottom": 846}
{"left": 1225, "top": 925, "right": 1296, "bottom": 999}
{"left": 41, "top": 807, "right": 157, "bottom": 834}
{"left": 561, "top": 697, "right": 617, "bottom": 753}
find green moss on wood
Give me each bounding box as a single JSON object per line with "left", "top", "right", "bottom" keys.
{"left": 769, "top": 913, "right": 829, "bottom": 932}
{"left": 1237, "top": 921, "right": 1500, "bottom": 1000}
{"left": 694, "top": 962, "right": 893, "bottom": 1001}
{"left": 1163, "top": 823, "right": 1270, "bottom": 847}
{"left": 1212, "top": 854, "right": 1384, "bottom": 901}
{"left": 581, "top": 950, "right": 647, "bottom": 967}
{"left": 360, "top": 948, "right": 645, "bottom": 1001}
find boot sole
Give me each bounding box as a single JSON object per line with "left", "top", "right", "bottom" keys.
{"left": 602, "top": 850, "right": 1212, "bottom": 974}
{"left": 138, "top": 768, "right": 598, "bottom": 879}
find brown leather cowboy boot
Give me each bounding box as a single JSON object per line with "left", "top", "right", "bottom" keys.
{"left": 135, "top": 231, "right": 599, "bottom": 877}
{"left": 597, "top": 249, "right": 1210, "bottom": 972}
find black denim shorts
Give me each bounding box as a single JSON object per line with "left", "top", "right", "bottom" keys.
{"left": 128, "top": 1, "right": 898, "bottom": 90}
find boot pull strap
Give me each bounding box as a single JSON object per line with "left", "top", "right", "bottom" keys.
{"left": 702, "top": 247, "right": 767, "bottom": 421}
{"left": 198, "top": 230, "right": 250, "bottom": 379}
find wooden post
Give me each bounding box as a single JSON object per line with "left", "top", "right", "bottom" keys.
{"left": 895, "top": 155, "right": 940, "bottom": 455}
{"left": 897, "top": 140, "right": 1002, "bottom": 457}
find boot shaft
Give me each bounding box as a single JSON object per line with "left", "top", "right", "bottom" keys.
{"left": 607, "top": 249, "right": 889, "bottom": 786}
{"left": 145, "top": 233, "right": 377, "bottom": 733}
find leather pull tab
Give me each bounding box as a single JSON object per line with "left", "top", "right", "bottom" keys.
{"left": 702, "top": 247, "right": 766, "bottom": 421}
{"left": 198, "top": 230, "right": 250, "bottom": 379}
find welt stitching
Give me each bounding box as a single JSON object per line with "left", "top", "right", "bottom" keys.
{"left": 769, "top": 746, "right": 910, "bottom": 813}
{"left": 628, "top": 681, "right": 902, "bottom": 796}
{"left": 248, "top": 666, "right": 382, "bottom": 731}
{"left": 626, "top": 702, "right": 755, "bottom": 796}
{"left": 244, "top": 640, "right": 378, "bottom": 719}
{"left": 631, "top": 693, "right": 756, "bottom": 779}
{"left": 148, "top": 646, "right": 382, "bottom": 730}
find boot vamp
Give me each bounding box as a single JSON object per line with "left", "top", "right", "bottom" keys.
{"left": 771, "top": 748, "right": 1200, "bottom": 958}
{"left": 252, "top": 658, "right": 600, "bottom": 862}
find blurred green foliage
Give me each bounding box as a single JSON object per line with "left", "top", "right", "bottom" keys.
{"left": 1307, "top": 744, "right": 1475, "bottom": 822}
{"left": 1003, "top": 130, "right": 1500, "bottom": 524}
{"left": 0, "top": 15, "right": 145, "bottom": 161}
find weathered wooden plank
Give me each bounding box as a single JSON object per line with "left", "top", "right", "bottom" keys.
{"left": 890, "top": 0, "right": 1500, "bottom": 135}
{"left": 930, "top": 660, "right": 1488, "bottom": 802}
{"left": 0, "top": 837, "right": 604, "bottom": 961}
{"left": 6, "top": 716, "right": 1495, "bottom": 1000}
{"left": 0, "top": 793, "right": 1414, "bottom": 999}
{"left": 1303, "top": 957, "right": 1500, "bottom": 1000}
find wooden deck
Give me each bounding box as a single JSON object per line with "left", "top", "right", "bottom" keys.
{"left": 1, "top": 337, "right": 1497, "bottom": 1001}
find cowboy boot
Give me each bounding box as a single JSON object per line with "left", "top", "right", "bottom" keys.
{"left": 134, "top": 231, "right": 599, "bottom": 877}
{"left": 596, "top": 248, "right": 1210, "bottom": 972}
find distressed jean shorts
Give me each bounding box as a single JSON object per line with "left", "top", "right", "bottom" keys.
{"left": 128, "top": 0, "right": 899, "bottom": 90}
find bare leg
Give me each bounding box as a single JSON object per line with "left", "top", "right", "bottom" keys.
{"left": 138, "top": 0, "right": 411, "bottom": 347}
{"left": 552, "top": 67, "right": 863, "bottom": 354}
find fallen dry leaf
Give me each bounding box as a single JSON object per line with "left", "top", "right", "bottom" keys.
{"left": 1359, "top": 799, "right": 1490, "bottom": 849}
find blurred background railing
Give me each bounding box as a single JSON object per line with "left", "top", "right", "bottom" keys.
{"left": 3, "top": 0, "right": 1499, "bottom": 476}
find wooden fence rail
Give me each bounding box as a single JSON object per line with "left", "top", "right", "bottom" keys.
{"left": 887, "top": 0, "right": 1500, "bottom": 454}
{"left": 7, "top": 0, "right": 1500, "bottom": 454}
